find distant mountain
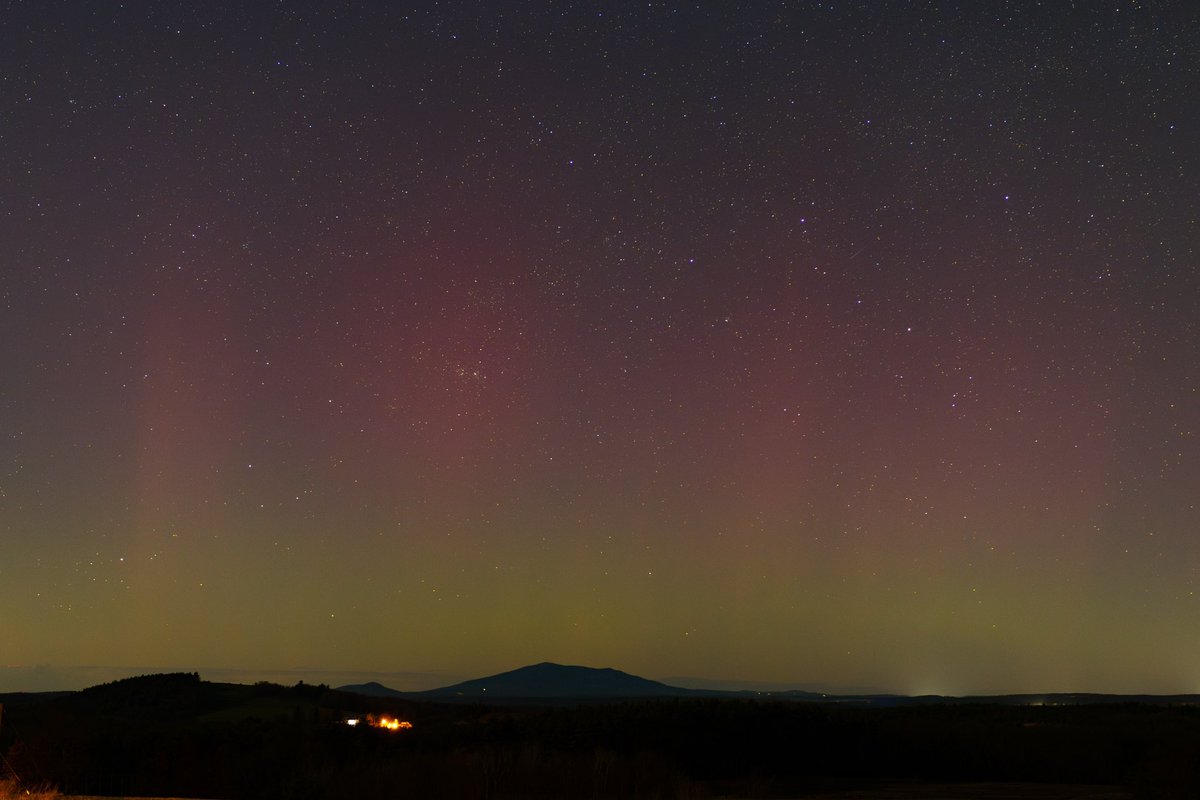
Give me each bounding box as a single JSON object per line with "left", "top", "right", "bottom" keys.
{"left": 341, "top": 662, "right": 702, "bottom": 700}
{"left": 336, "top": 680, "right": 406, "bottom": 698}
{"left": 336, "top": 665, "right": 1200, "bottom": 707}
{"left": 417, "top": 662, "right": 693, "bottom": 698}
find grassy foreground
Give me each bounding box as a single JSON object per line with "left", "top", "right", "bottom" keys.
{"left": 0, "top": 779, "right": 59, "bottom": 799}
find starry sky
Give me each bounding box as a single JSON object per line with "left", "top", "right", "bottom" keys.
{"left": 2, "top": 1, "right": 1198, "bottom": 695}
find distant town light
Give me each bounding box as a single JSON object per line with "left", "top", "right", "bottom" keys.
{"left": 346, "top": 713, "right": 413, "bottom": 731}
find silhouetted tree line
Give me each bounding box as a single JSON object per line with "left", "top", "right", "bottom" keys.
{"left": 3, "top": 676, "right": 1200, "bottom": 799}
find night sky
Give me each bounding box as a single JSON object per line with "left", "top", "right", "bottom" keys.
{"left": 3, "top": 2, "right": 1198, "bottom": 695}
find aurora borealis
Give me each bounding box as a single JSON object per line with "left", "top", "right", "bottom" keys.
{"left": 2, "top": 2, "right": 1198, "bottom": 695}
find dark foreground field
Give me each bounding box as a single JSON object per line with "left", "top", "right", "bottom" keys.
{"left": 3, "top": 674, "right": 1198, "bottom": 799}
{"left": 15, "top": 785, "right": 1139, "bottom": 800}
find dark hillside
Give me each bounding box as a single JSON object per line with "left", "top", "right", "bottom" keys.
{"left": 4, "top": 675, "right": 1200, "bottom": 799}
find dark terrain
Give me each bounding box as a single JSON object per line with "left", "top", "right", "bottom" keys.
{"left": 2, "top": 670, "right": 1199, "bottom": 799}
